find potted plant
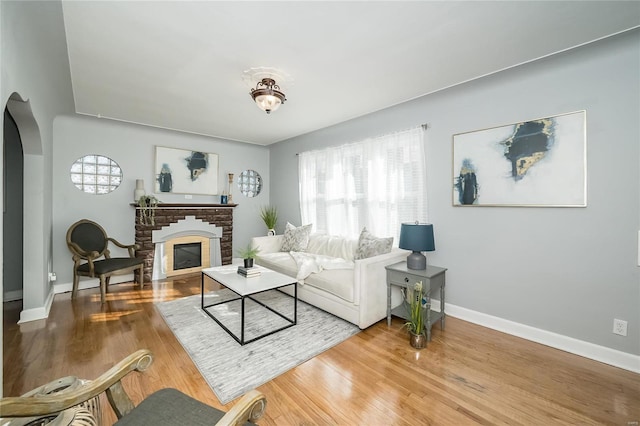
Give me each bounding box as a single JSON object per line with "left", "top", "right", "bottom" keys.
{"left": 404, "top": 281, "right": 427, "bottom": 349}
{"left": 137, "top": 195, "right": 159, "bottom": 226}
{"left": 237, "top": 245, "right": 260, "bottom": 268}
{"left": 259, "top": 205, "right": 278, "bottom": 236}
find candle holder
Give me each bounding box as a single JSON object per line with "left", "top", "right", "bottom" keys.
{"left": 228, "top": 173, "right": 234, "bottom": 204}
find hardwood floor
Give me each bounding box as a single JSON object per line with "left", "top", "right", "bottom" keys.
{"left": 3, "top": 274, "right": 639, "bottom": 425}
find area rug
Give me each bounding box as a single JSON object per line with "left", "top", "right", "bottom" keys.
{"left": 155, "top": 289, "right": 360, "bottom": 404}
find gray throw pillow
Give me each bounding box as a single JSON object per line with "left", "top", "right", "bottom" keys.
{"left": 280, "top": 222, "right": 313, "bottom": 252}
{"left": 355, "top": 227, "right": 393, "bottom": 260}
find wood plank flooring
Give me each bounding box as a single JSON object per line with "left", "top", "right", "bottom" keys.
{"left": 3, "top": 274, "right": 639, "bottom": 425}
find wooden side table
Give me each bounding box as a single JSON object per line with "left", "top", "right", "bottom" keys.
{"left": 385, "top": 261, "right": 447, "bottom": 341}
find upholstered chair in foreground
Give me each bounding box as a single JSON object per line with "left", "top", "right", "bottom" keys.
{"left": 0, "top": 349, "right": 267, "bottom": 426}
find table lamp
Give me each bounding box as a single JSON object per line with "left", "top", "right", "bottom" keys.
{"left": 399, "top": 222, "right": 435, "bottom": 270}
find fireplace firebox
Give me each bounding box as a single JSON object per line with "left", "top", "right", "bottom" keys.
{"left": 173, "top": 242, "right": 202, "bottom": 270}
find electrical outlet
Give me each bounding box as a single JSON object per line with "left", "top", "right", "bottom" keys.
{"left": 613, "top": 319, "right": 628, "bottom": 336}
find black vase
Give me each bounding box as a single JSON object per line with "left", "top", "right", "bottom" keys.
{"left": 244, "top": 258, "right": 254, "bottom": 268}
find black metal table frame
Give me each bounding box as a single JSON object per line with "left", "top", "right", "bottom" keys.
{"left": 200, "top": 274, "right": 297, "bottom": 345}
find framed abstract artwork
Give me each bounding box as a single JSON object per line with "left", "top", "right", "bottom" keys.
{"left": 154, "top": 146, "right": 219, "bottom": 195}
{"left": 452, "top": 110, "right": 586, "bottom": 207}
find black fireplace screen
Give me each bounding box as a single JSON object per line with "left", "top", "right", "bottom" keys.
{"left": 173, "top": 242, "right": 202, "bottom": 270}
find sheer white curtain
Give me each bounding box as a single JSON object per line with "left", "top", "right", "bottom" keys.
{"left": 299, "top": 127, "right": 427, "bottom": 241}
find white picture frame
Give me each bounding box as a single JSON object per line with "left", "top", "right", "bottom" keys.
{"left": 155, "top": 146, "right": 219, "bottom": 195}
{"left": 452, "top": 111, "right": 587, "bottom": 207}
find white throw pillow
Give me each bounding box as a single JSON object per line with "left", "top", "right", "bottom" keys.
{"left": 280, "top": 222, "right": 313, "bottom": 252}
{"left": 355, "top": 227, "right": 393, "bottom": 260}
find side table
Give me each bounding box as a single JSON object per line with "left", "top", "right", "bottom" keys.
{"left": 385, "top": 261, "right": 447, "bottom": 341}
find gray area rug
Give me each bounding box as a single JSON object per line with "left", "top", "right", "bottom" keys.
{"left": 155, "top": 289, "right": 360, "bottom": 404}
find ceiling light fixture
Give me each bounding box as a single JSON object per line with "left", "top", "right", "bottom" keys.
{"left": 250, "top": 78, "right": 286, "bottom": 114}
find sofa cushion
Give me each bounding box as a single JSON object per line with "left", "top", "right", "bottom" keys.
{"left": 258, "top": 252, "right": 298, "bottom": 277}
{"left": 280, "top": 222, "right": 312, "bottom": 252}
{"left": 306, "top": 234, "right": 357, "bottom": 261}
{"left": 304, "top": 268, "right": 354, "bottom": 303}
{"left": 354, "top": 227, "right": 393, "bottom": 260}
{"left": 113, "top": 388, "right": 249, "bottom": 426}
{"left": 258, "top": 252, "right": 354, "bottom": 302}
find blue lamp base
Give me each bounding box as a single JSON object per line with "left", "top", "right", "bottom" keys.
{"left": 406, "top": 251, "right": 426, "bottom": 270}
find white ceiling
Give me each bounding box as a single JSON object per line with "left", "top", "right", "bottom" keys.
{"left": 61, "top": 1, "right": 640, "bottom": 146}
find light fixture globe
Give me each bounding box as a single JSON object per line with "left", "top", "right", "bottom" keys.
{"left": 250, "top": 78, "right": 286, "bottom": 114}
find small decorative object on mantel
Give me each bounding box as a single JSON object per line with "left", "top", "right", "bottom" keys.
{"left": 260, "top": 205, "right": 278, "bottom": 236}
{"left": 236, "top": 245, "right": 260, "bottom": 268}
{"left": 404, "top": 280, "right": 428, "bottom": 349}
{"left": 134, "top": 179, "right": 145, "bottom": 202}
{"left": 227, "top": 173, "right": 234, "bottom": 204}
{"left": 137, "top": 195, "right": 159, "bottom": 226}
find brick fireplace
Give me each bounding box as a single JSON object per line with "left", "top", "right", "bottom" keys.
{"left": 134, "top": 203, "right": 236, "bottom": 282}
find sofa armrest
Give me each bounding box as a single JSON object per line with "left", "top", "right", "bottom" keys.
{"left": 250, "top": 235, "right": 284, "bottom": 254}
{"left": 353, "top": 248, "right": 409, "bottom": 329}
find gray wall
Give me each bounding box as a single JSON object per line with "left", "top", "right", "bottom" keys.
{"left": 269, "top": 30, "right": 640, "bottom": 356}
{"left": 3, "top": 2, "right": 74, "bottom": 294}
{"left": 1, "top": 0, "right": 76, "bottom": 396}
{"left": 52, "top": 115, "right": 270, "bottom": 286}
{"left": 1, "top": 0, "right": 74, "bottom": 308}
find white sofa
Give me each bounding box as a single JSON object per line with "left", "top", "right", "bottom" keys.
{"left": 250, "top": 233, "right": 407, "bottom": 329}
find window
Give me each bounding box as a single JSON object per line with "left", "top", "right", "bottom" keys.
{"left": 299, "top": 127, "right": 426, "bottom": 240}
{"left": 70, "top": 154, "right": 122, "bottom": 194}
{"left": 237, "top": 169, "right": 263, "bottom": 197}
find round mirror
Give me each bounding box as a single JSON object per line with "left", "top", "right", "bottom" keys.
{"left": 237, "top": 169, "right": 262, "bottom": 197}
{"left": 70, "top": 154, "right": 122, "bottom": 194}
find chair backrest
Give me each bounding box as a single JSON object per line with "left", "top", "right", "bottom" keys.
{"left": 67, "top": 219, "right": 109, "bottom": 257}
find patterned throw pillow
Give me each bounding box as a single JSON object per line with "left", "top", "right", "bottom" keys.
{"left": 280, "top": 222, "right": 313, "bottom": 252}
{"left": 355, "top": 227, "right": 393, "bottom": 260}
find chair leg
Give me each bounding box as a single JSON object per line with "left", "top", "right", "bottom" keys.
{"left": 100, "top": 275, "right": 107, "bottom": 304}
{"left": 72, "top": 272, "right": 79, "bottom": 299}
{"left": 138, "top": 264, "right": 144, "bottom": 289}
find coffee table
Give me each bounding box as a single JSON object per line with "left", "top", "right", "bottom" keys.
{"left": 200, "top": 265, "right": 297, "bottom": 345}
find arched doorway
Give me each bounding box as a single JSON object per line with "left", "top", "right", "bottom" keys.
{"left": 4, "top": 93, "right": 45, "bottom": 322}
{"left": 3, "top": 107, "right": 24, "bottom": 303}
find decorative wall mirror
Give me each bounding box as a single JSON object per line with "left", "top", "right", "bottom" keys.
{"left": 70, "top": 154, "right": 122, "bottom": 194}
{"left": 237, "top": 169, "right": 262, "bottom": 197}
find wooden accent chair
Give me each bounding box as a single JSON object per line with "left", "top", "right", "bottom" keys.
{"left": 66, "top": 219, "right": 145, "bottom": 304}
{"left": 0, "top": 349, "right": 268, "bottom": 426}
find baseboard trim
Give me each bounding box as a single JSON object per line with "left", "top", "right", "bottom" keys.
{"left": 53, "top": 274, "right": 134, "bottom": 294}
{"left": 438, "top": 301, "right": 640, "bottom": 373}
{"left": 3, "top": 289, "right": 23, "bottom": 302}
{"left": 18, "top": 287, "right": 55, "bottom": 324}
{"left": 16, "top": 275, "right": 135, "bottom": 323}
